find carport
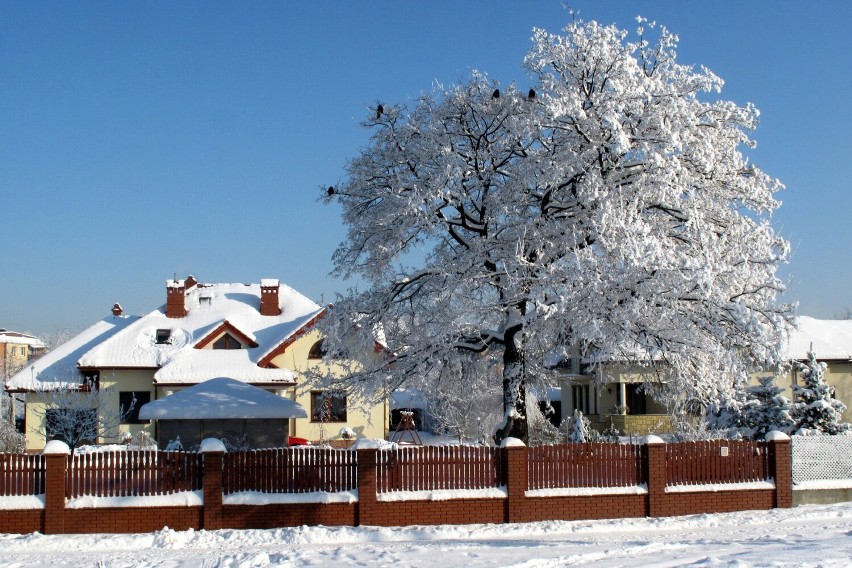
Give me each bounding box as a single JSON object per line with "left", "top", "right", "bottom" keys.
{"left": 138, "top": 377, "right": 307, "bottom": 449}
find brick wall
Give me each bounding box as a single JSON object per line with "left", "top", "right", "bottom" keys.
{"left": 0, "top": 437, "right": 793, "bottom": 534}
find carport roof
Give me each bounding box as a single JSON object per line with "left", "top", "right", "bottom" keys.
{"left": 138, "top": 377, "right": 307, "bottom": 420}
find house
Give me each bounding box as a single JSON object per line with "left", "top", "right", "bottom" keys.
{"left": 1, "top": 329, "right": 46, "bottom": 381}
{"left": 556, "top": 355, "right": 671, "bottom": 436}
{"left": 1, "top": 329, "right": 46, "bottom": 428}
{"left": 557, "top": 316, "right": 852, "bottom": 435}
{"left": 5, "top": 276, "right": 387, "bottom": 451}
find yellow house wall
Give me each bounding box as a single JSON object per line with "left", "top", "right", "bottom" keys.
{"left": 271, "top": 330, "right": 387, "bottom": 443}
{"left": 23, "top": 369, "right": 156, "bottom": 451}
{"left": 99, "top": 369, "right": 157, "bottom": 444}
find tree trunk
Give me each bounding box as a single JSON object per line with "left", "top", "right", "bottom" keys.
{"left": 496, "top": 321, "right": 528, "bottom": 445}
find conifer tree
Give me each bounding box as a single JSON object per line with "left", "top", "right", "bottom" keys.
{"left": 791, "top": 351, "right": 850, "bottom": 435}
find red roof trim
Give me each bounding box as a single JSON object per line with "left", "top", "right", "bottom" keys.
{"left": 194, "top": 320, "right": 259, "bottom": 349}
{"left": 257, "top": 308, "right": 327, "bottom": 368}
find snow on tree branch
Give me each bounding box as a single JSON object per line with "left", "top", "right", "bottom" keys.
{"left": 319, "top": 17, "right": 792, "bottom": 443}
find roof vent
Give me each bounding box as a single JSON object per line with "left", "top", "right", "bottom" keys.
{"left": 111, "top": 303, "right": 123, "bottom": 316}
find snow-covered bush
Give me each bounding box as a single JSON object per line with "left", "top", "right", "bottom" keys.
{"left": 566, "top": 410, "right": 590, "bottom": 443}
{"left": 30, "top": 386, "right": 135, "bottom": 448}
{"left": 0, "top": 418, "right": 25, "bottom": 453}
{"left": 791, "top": 352, "right": 850, "bottom": 435}
{"left": 707, "top": 375, "right": 793, "bottom": 440}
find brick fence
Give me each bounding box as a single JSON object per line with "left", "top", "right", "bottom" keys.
{"left": 0, "top": 436, "right": 792, "bottom": 534}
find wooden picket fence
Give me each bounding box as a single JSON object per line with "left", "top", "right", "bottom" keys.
{"left": 223, "top": 447, "right": 358, "bottom": 494}
{"left": 528, "top": 443, "right": 646, "bottom": 490}
{"left": 0, "top": 453, "right": 45, "bottom": 496}
{"left": 66, "top": 450, "right": 203, "bottom": 498}
{"left": 665, "top": 440, "right": 770, "bottom": 486}
{"left": 376, "top": 445, "right": 504, "bottom": 493}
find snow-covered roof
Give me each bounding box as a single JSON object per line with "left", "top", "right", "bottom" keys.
{"left": 154, "top": 350, "right": 295, "bottom": 385}
{"left": 390, "top": 389, "right": 428, "bottom": 410}
{"left": 138, "top": 377, "right": 307, "bottom": 420}
{"left": 8, "top": 280, "right": 325, "bottom": 391}
{"left": 0, "top": 330, "right": 45, "bottom": 348}
{"left": 785, "top": 316, "right": 852, "bottom": 361}
{"left": 5, "top": 315, "right": 140, "bottom": 391}
{"left": 78, "top": 282, "right": 323, "bottom": 371}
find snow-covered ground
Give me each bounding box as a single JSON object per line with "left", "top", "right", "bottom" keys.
{"left": 1, "top": 503, "right": 851, "bottom": 567}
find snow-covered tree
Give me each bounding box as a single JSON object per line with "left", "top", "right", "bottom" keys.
{"left": 791, "top": 352, "right": 850, "bottom": 435}
{"left": 30, "top": 387, "right": 135, "bottom": 448}
{"left": 566, "top": 409, "right": 590, "bottom": 443}
{"left": 0, "top": 412, "right": 25, "bottom": 452}
{"left": 737, "top": 375, "right": 794, "bottom": 439}
{"left": 320, "top": 17, "right": 791, "bottom": 443}
{"left": 422, "top": 352, "right": 503, "bottom": 444}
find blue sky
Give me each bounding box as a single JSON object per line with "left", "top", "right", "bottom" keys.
{"left": 2, "top": 1, "right": 850, "bottom": 335}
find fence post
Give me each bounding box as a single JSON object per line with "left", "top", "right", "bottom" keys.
{"left": 502, "top": 438, "right": 527, "bottom": 523}
{"left": 43, "top": 440, "right": 71, "bottom": 534}
{"left": 643, "top": 435, "right": 666, "bottom": 517}
{"left": 201, "top": 438, "right": 226, "bottom": 530}
{"left": 356, "top": 448, "right": 378, "bottom": 526}
{"left": 766, "top": 431, "right": 792, "bottom": 508}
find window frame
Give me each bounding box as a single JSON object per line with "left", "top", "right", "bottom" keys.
{"left": 119, "top": 391, "right": 151, "bottom": 424}
{"left": 310, "top": 390, "right": 347, "bottom": 423}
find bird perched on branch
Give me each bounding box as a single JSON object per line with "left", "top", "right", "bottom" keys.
{"left": 376, "top": 104, "right": 384, "bottom": 118}
{"left": 492, "top": 89, "right": 500, "bottom": 99}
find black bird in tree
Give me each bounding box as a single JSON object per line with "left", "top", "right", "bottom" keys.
{"left": 528, "top": 88, "right": 536, "bottom": 99}
{"left": 491, "top": 89, "right": 500, "bottom": 99}
{"left": 327, "top": 186, "right": 335, "bottom": 196}
{"left": 376, "top": 104, "right": 384, "bottom": 118}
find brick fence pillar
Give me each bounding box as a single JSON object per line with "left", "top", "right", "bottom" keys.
{"left": 503, "top": 440, "right": 528, "bottom": 523}
{"left": 766, "top": 431, "right": 792, "bottom": 508}
{"left": 356, "top": 448, "right": 378, "bottom": 526}
{"left": 43, "top": 440, "right": 71, "bottom": 534}
{"left": 643, "top": 435, "right": 666, "bottom": 518}
{"left": 201, "top": 439, "right": 226, "bottom": 530}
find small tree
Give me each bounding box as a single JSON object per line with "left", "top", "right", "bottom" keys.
{"left": 791, "top": 351, "right": 850, "bottom": 435}
{"left": 566, "top": 409, "right": 590, "bottom": 443}
{"left": 0, "top": 413, "right": 25, "bottom": 452}
{"left": 31, "top": 387, "right": 135, "bottom": 448}
{"left": 739, "top": 375, "right": 794, "bottom": 439}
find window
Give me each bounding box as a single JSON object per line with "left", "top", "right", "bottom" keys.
{"left": 308, "top": 339, "right": 326, "bottom": 359}
{"left": 156, "top": 329, "right": 171, "bottom": 345}
{"left": 120, "top": 391, "right": 151, "bottom": 424}
{"left": 311, "top": 390, "right": 347, "bottom": 422}
{"left": 213, "top": 333, "right": 242, "bottom": 350}
{"left": 81, "top": 370, "right": 99, "bottom": 391}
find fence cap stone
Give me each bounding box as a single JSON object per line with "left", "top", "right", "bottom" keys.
{"left": 765, "top": 430, "right": 791, "bottom": 442}
{"left": 200, "top": 438, "right": 227, "bottom": 453}
{"left": 43, "top": 440, "right": 71, "bottom": 455}
{"left": 641, "top": 435, "right": 666, "bottom": 445}
{"left": 500, "top": 437, "right": 526, "bottom": 448}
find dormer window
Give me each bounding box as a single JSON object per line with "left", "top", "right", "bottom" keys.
{"left": 155, "top": 329, "right": 171, "bottom": 345}
{"left": 199, "top": 296, "right": 212, "bottom": 307}
{"left": 213, "top": 333, "right": 242, "bottom": 350}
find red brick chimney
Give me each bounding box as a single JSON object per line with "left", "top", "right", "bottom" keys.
{"left": 260, "top": 279, "right": 281, "bottom": 316}
{"left": 166, "top": 279, "right": 187, "bottom": 318}
{"left": 111, "top": 303, "right": 123, "bottom": 316}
